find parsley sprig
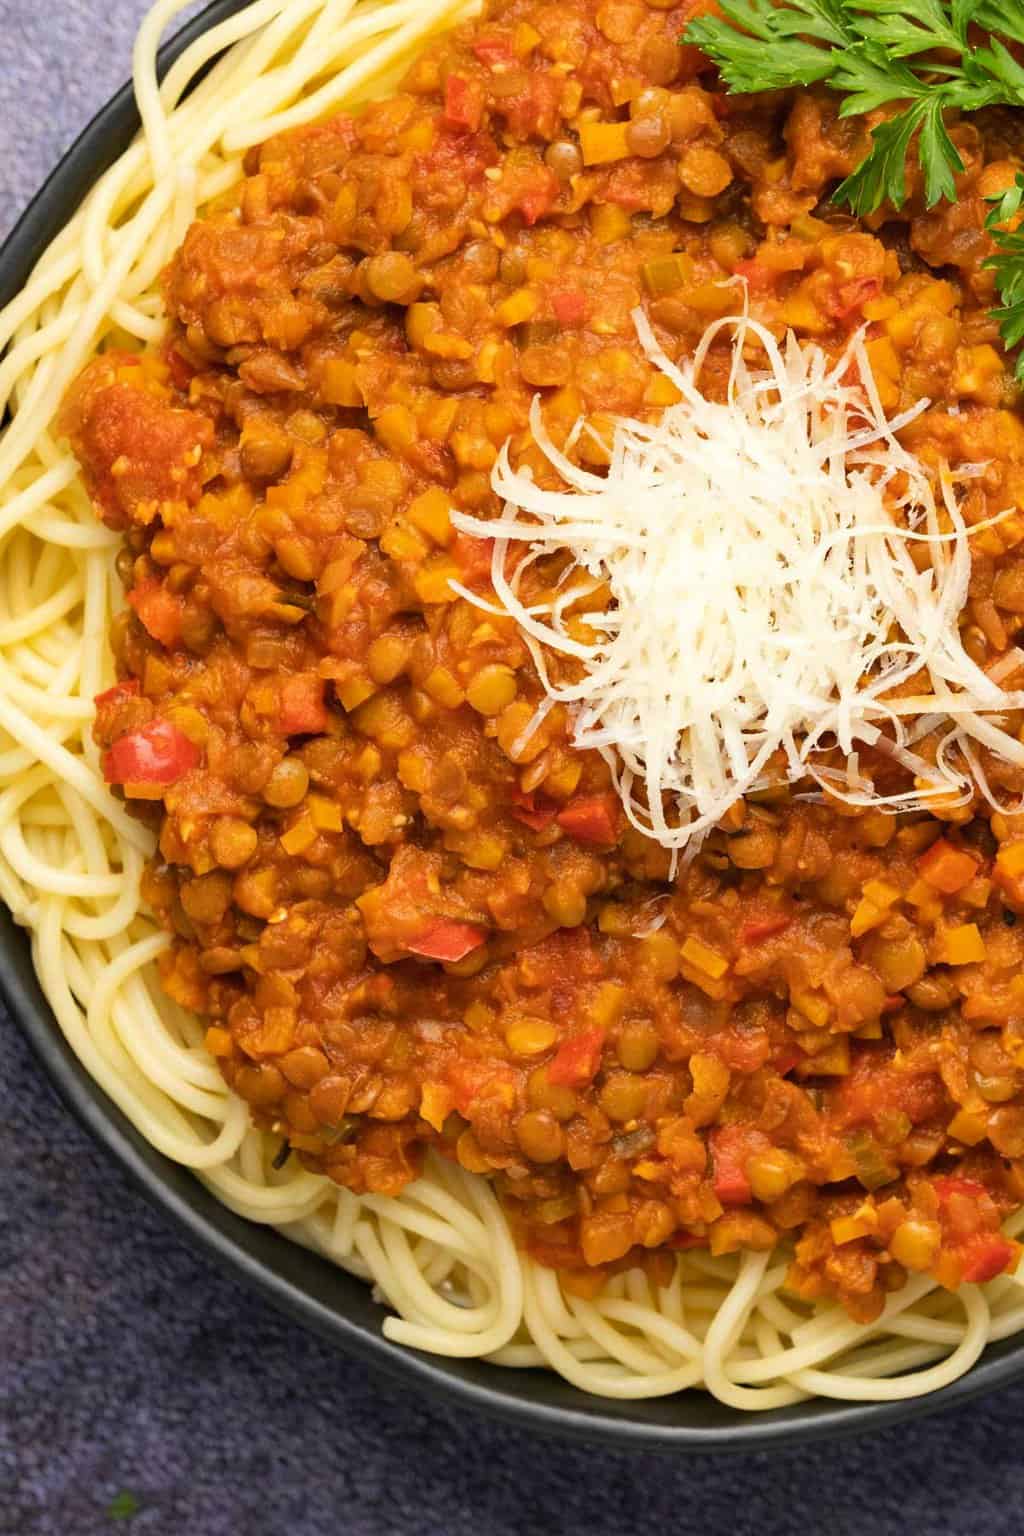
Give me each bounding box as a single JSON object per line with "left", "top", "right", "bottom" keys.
{"left": 985, "top": 171, "right": 1024, "bottom": 365}
{"left": 684, "top": 0, "right": 1024, "bottom": 373}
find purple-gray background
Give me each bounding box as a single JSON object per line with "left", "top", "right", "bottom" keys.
{"left": 3, "top": 1, "right": 1024, "bottom": 1530}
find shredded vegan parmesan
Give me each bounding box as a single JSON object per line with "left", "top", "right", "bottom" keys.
{"left": 451, "top": 308, "right": 1024, "bottom": 859}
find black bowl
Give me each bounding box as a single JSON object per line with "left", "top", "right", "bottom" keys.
{"left": 4, "top": 0, "right": 1024, "bottom": 1451}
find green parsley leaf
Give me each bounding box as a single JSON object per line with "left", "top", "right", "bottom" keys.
{"left": 985, "top": 172, "right": 1024, "bottom": 379}
{"left": 682, "top": 0, "right": 1024, "bottom": 212}
{"left": 834, "top": 102, "right": 926, "bottom": 214}
{"left": 918, "top": 98, "right": 965, "bottom": 207}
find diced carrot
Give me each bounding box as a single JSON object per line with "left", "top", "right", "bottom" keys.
{"left": 916, "top": 839, "right": 978, "bottom": 895}
{"left": 407, "top": 919, "right": 487, "bottom": 964}
{"left": 556, "top": 793, "right": 618, "bottom": 845}
{"left": 547, "top": 1027, "right": 605, "bottom": 1087}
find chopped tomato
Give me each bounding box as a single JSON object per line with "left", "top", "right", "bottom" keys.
{"left": 493, "top": 72, "right": 562, "bottom": 140}
{"left": 709, "top": 1125, "right": 769, "bottom": 1205}
{"left": 834, "top": 1055, "right": 946, "bottom": 1129}
{"left": 279, "top": 674, "right": 327, "bottom": 735}
{"left": 734, "top": 258, "right": 776, "bottom": 293}
{"left": 407, "top": 919, "right": 487, "bottom": 963}
{"left": 827, "top": 276, "right": 882, "bottom": 320}
{"left": 103, "top": 719, "right": 199, "bottom": 787}
{"left": 556, "top": 793, "right": 618, "bottom": 845}
{"left": 552, "top": 290, "right": 587, "bottom": 328}
{"left": 165, "top": 347, "right": 195, "bottom": 392}
{"left": 447, "top": 1056, "right": 516, "bottom": 1116}
{"left": 917, "top": 839, "right": 978, "bottom": 895}
{"left": 94, "top": 679, "right": 140, "bottom": 710}
{"left": 739, "top": 915, "right": 791, "bottom": 945}
{"left": 443, "top": 75, "right": 483, "bottom": 132}
{"left": 933, "top": 1175, "right": 988, "bottom": 1204}
{"left": 472, "top": 36, "right": 514, "bottom": 66}
{"left": 510, "top": 786, "right": 558, "bottom": 831}
{"left": 548, "top": 1028, "right": 605, "bottom": 1087}
{"left": 416, "top": 127, "right": 497, "bottom": 187}
{"left": 772, "top": 1045, "right": 805, "bottom": 1075}
{"left": 517, "top": 172, "right": 559, "bottom": 226}
{"left": 452, "top": 531, "right": 495, "bottom": 586}
{"left": 959, "top": 1233, "right": 1018, "bottom": 1284}
{"left": 128, "top": 580, "right": 184, "bottom": 649}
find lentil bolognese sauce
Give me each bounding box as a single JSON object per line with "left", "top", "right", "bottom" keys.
{"left": 60, "top": 0, "right": 1024, "bottom": 1325}
{"left": 8, "top": 0, "right": 1024, "bottom": 1406}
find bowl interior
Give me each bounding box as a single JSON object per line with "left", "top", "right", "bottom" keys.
{"left": 3, "top": 0, "right": 1024, "bottom": 1450}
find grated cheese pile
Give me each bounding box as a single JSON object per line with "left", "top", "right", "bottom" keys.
{"left": 451, "top": 307, "right": 1024, "bottom": 859}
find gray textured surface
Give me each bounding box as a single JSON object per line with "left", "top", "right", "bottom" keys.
{"left": 4, "top": 2, "right": 1024, "bottom": 1532}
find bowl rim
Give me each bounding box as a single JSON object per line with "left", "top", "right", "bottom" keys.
{"left": 4, "top": 0, "right": 1024, "bottom": 1452}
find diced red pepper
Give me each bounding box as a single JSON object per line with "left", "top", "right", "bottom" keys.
{"left": 127, "top": 580, "right": 184, "bottom": 649}
{"left": 443, "top": 75, "right": 483, "bottom": 132}
{"left": 548, "top": 1027, "right": 605, "bottom": 1087}
{"left": 917, "top": 839, "right": 978, "bottom": 895}
{"left": 881, "top": 994, "right": 904, "bottom": 1014}
{"left": 709, "top": 1125, "right": 769, "bottom": 1206}
{"left": 407, "top": 919, "right": 487, "bottom": 964}
{"left": 556, "top": 793, "right": 619, "bottom": 845}
{"left": 509, "top": 786, "right": 558, "bottom": 831}
{"left": 552, "top": 290, "right": 588, "bottom": 328}
{"left": 667, "top": 1232, "right": 707, "bottom": 1251}
{"left": 94, "top": 679, "right": 140, "bottom": 710}
{"left": 739, "top": 915, "right": 791, "bottom": 945}
{"left": 959, "top": 1233, "right": 1018, "bottom": 1284}
{"left": 472, "top": 36, "right": 514, "bottom": 66}
{"left": 279, "top": 674, "right": 328, "bottom": 735}
{"left": 103, "top": 718, "right": 200, "bottom": 787}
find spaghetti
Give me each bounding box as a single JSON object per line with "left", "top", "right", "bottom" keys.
{"left": 3, "top": 0, "right": 1024, "bottom": 1408}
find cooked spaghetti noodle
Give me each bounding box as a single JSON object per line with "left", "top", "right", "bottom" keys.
{"left": 4, "top": 0, "right": 1024, "bottom": 1408}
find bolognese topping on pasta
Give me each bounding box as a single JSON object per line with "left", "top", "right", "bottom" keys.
{"left": 49, "top": 0, "right": 1024, "bottom": 1338}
